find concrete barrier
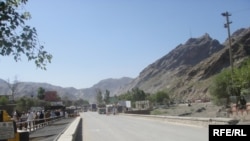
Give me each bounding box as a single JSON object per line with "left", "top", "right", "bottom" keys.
{"left": 56, "top": 117, "right": 82, "bottom": 141}
{"left": 121, "top": 114, "right": 239, "bottom": 127}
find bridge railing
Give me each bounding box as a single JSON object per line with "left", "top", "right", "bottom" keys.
{"left": 15, "top": 116, "right": 65, "bottom": 132}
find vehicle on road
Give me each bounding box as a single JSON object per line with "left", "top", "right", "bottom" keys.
{"left": 90, "top": 104, "right": 97, "bottom": 111}
{"left": 98, "top": 108, "right": 106, "bottom": 114}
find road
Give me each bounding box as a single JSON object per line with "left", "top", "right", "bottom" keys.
{"left": 80, "top": 112, "right": 209, "bottom": 141}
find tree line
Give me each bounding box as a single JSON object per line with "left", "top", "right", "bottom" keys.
{"left": 95, "top": 87, "right": 171, "bottom": 108}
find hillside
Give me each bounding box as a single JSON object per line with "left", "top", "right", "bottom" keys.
{"left": 1, "top": 27, "right": 249, "bottom": 103}
{"left": 117, "top": 27, "right": 250, "bottom": 101}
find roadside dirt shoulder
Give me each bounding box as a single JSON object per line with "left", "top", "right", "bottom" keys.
{"left": 151, "top": 102, "right": 250, "bottom": 123}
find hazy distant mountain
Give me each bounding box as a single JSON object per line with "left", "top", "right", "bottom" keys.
{"left": 0, "top": 80, "right": 80, "bottom": 100}
{"left": 77, "top": 77, "right": 133, "bottom": 103}
{"left": 0, "top": 77, "right": 133, "bottom": 103}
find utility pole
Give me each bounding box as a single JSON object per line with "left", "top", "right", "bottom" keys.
{"left": 222, "top": 11, "right": 233, "bottom": 74}
{"left": 222, "top": 12, "right": 235, "bottom": 107}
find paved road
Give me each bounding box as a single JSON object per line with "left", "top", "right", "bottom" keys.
{"left": 81, "top": 112, "right": 209, "bottom": 141}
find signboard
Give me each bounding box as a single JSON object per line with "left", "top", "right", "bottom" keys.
{"left": 51, "top": 101, "right": 63, "bottom": 106}
{"left": 0, "top": 122, "right": 15, "bottom": 140}
{"left": 126, "top": 101, "right": 131, "bottom": 108}
{"left": 118, "top": 101, "right": 131, "bottom": 108}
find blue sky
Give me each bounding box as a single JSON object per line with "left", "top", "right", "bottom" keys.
{"left": 0, "top": 0, "right": 249, "bottom": 89}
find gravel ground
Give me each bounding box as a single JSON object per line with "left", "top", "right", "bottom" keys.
{"left": 151, "top": 102, "right": 250, "bottom": 120}
{"left": 151, "top": 102, "right": 221, "bottom": 117}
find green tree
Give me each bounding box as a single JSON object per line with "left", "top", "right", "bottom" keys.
{"left": 131, "top": 87, "right": 146, "bottom": 101}
{"left": 209, "top": 58, "right": 250, "bottom": 106}
{"left": 33, "top": 99, "right": 50, "bottom": 107}
{"left": 111, "top": 94, "right": 119, "bottom": 104}
{"left": 146, "top": 91, "right": 170, "bottom": 106}
{"left": 16, "top": 97, "right": 27, "bottom": 111}
{"left": 74, "top": 98, "right": 89, "bottom": 107}
{"left": 155, "top": 91, "right": 170, "bottom": 105}
{"left": 118, "top": 88, "right": 146, "bottom": 108}
{"left": 103, "top": 89, "right": 110, "bottom": 104}
{"left": 82, "top": 99, "right": 89, "bottom": 106}
{"left": 15, "top": 96, "right": 35, "bottom": 111}
{"left": 234, "top": 58, "right": 250, "bottom": 96}
{"left": 146, "top": 93, "right": 156, "bottom": 104}
{"left": 26, "top": 98, "right": 34, "bottom": 108}
{"left": 118, "top": 88, "right": 146, "bottom": 102}
{"left": 0, "top": 0, "right": 52, "bottom": 70}
{"left": 37, "top": 87, "right": 45, "bottom": 100}
{"left": 209, "top": 69, "right": 232, "bottom": 106}
{"left": 62, "top": 96, "right": 73, "bottom": 107}
{"left": 118, "top": 91, "right": 132, "bottom": 101}
{"left": 96, "top": 89, "right": 103, "bottom": 105}
{"left": 0, "top": 96, "right": 9, "bottom": 105}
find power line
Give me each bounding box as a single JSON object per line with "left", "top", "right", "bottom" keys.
{"left": 231, "top": 8, "right": 250, "bottom": 14}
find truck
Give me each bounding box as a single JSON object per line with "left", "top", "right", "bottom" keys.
{"left": 90, "top": 104, "right": 97, "bottom": 111}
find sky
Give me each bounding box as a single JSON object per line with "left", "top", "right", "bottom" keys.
{"left": 0, "top": 0, "right": 250, "bottom": 89}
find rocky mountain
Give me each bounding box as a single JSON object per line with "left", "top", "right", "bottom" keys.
{"left": 1, "top": 27, "right": 249, "bottom": 104}
{"left": 116, "top": 27, "right": 250, "bottom": 101}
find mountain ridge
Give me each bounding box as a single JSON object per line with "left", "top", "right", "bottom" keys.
{"left": 0, "top": 77, "right": 133, "bottom": 103}
{"left": 116, "top": 27, "right": 250, "bottom": 101}
{"left": 1, "top": 26, "right": 250, "bottom": 103}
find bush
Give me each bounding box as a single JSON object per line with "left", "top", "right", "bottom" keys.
{"left": 0, "top": 96, "right": 9, "bottom": 105}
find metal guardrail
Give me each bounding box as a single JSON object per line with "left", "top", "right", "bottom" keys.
{"left": 16, "top": 116, "right": 65, "bottom": 132}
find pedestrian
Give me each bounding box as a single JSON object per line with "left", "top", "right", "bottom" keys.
{"left": 27, "top": 111, "right": 34, "bottom": 130}
{"left": 20, "top": 112, "right": 27, "bottom": 122}
{"left": 65, "top": 111, "right": 68, "bottom": 118}
{"left": 39, "top": 111, "right": 45, "bottom": 125}
{"left": 113, "top": 106, "right": 116, "bottom": 115}
{"left": 239, "top": 96, "right": 247, "bottom": 110}
{"left": 12, "top": 110, "right": 18, "bottom": 122}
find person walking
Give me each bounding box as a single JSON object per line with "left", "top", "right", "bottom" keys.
{"left": 12, "top": 110, "right": 18, "bottom": 122}
{"left": 39, "top": 111, "right": 45, "bottom": 127}
{"left": 239, "top": 96, "right": 247, "bottom": 109}
{"left": 27, "top": 111, "right": 34, "bottom": 131}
